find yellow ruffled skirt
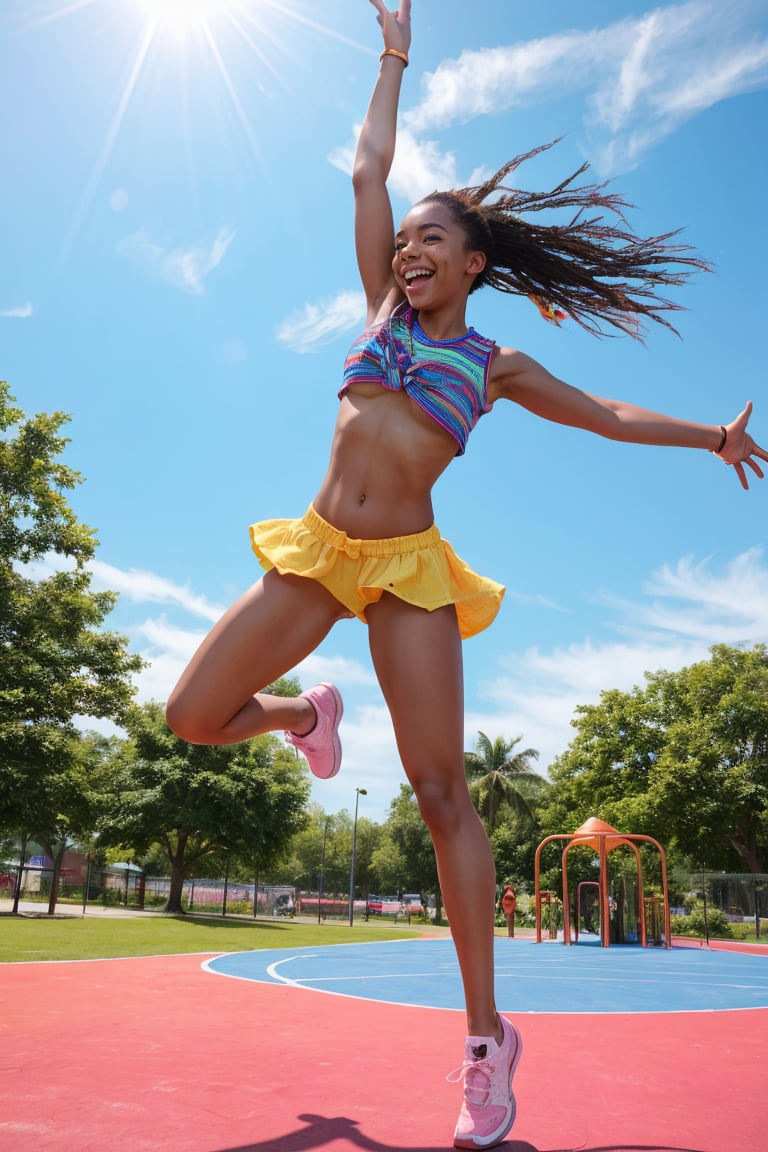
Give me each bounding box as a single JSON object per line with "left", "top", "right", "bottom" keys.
{"left": 249, "top": 504, "right": 504, "bottom": 640}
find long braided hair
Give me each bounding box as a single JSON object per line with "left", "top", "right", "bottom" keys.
{"left": 421, "top": 140, "right": 711, "bottom": 340}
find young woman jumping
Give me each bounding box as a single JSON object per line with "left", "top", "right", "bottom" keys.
{"left": 166, "top": 2, "right": 767, "bottom": 1146}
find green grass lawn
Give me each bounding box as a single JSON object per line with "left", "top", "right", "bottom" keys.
{"left": 0, "top": 913, "right": 422, "bottom": 964}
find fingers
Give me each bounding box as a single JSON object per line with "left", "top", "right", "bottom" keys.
{"left": 733, "top": 462, "right": 749, "bottom": 490}
{"left": 720, "top": 400, "right": 765, "bottom": 489}
{"left": 734, "top": 399, "right": 752, "bottom": 426}
{"left": 725, "top": 400, "right": 752, "bottom": 443}
{"left": 728, "top": 456, "right": 763, "bottom": 491}
{"left": 369, "top": 0, "right": 410, "bottom": 22}
{"left": 368, "top": 0, "right": 411, "bottom": 41}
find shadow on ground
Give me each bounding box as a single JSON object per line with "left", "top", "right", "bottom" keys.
{"left": 212, "top": 1114, "right": 709, "bottom": 1152}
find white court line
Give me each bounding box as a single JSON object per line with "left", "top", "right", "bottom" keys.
{"left": 265, "top": 955, "right": 321, "bottom": 986}
{"left": 202, "top": 939, "right": 768, "bottom": 1014}
{"left": 274, "top": 971, "right": 768, "bottom": 993}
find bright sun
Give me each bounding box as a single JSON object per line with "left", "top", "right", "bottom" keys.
{"left": 21, "top": 0, "right": 365, "bottom": 256}
{"left": 136, "top": 0, "right": 232, "bottom": 36}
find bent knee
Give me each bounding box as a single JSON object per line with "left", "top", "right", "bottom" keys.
{"left": 165, "top": 695, "right": 216, "bottom": 746}
{"left": 411, "top": 776, "right": 474, "bottom": 838}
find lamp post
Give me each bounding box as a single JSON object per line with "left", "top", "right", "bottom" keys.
{"left": 318, "top": 818, "right": 329, "bottom": 926}
{"left": 348, "top": 788, "right": 367, "bottom": 927}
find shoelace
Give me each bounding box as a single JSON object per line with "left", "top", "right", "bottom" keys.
{"left": 445, "top": 1058, "right": 496, "bottom": 1106}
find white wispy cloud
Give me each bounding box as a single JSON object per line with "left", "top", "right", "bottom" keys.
{"left": 117, "top": 227, "right": 235, "bottom": 295}
{"left": 318, "top": 2, "right": 768, "bottom": 355}
{"left": 89, "top": 559, "right": 226, "bottom": 622}
{"left": 1, "top": 302, "right": 33, "bottom": 318}
{"left": 17, "top": 554, "right": 225, "bottom": 624}
{"left": 506, "top": 591, "right": 569, "bottom": 614}
{"left": 329, "top": 122, "right": 489, "bottom": 206}
{"left": 401, "top": 1, "right": 768, "bottom": 174}
{"left": 331, "top": 548, "right": 768, "bottom": 813}
{"left": 314, "top": 699, "right": 402, "bottom": 817}
{"left": 276, "top": 290, "right": 366, "bottom": 353}
{"left": 473, "top": 549, "right": 768, "bottom": 775}
{"left": 586, "top": 3, "right": 768, "bottom": 170}
{"left": 404, "top": 29, "right": 614, "bottom": 133}
{"left": 52, "top": 547, "right": 768, "bottom": 817}
{"left": 631, "top": 549, "right": 768, "bottom": 639}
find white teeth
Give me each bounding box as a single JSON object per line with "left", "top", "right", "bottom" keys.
{"left": 404, "top": 268, "right": 432, "bottom": 282}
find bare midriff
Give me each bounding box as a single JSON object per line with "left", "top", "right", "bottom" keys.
{"left": 312, "top": 386, "right": 459, "bottom": 540}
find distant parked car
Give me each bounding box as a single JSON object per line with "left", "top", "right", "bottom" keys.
{"left": 367, "top": 895, "right": 401, "bottom": 916}
{"left": 273, "top": 893, "right": 295, "bottom": 917}
{"left": 401, "top": 893, "right": 424, "bottom": 916}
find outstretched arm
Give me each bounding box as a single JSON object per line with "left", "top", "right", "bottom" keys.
{"left": 492, "top": 347, "right": 768, "bottom": 490}
{"left": 354, "top": 0, "right": 411, "bottom": 324}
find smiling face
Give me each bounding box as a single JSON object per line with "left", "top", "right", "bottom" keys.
{"left": 393, "top": 200, "right": 487, "bottom": 308}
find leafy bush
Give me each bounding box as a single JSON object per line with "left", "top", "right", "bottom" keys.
{"left": 224, "top": 899, "right": 253, "bottom": 916}
{"left": 670, "top": 902, "right": 733, "bottom": 939}
{"left": 99, "top": 887, "right": 123, "bottom": 907}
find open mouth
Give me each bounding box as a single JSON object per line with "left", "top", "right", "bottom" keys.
{"left": 403, "top": 269, "right": 434, "bottom": 290}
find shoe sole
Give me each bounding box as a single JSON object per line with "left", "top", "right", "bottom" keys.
{"left": 453, "top": 1019, "right": 523, "bottom": 1149}
{"left": 313, "top": 682, "right": 343, "bottom": 779}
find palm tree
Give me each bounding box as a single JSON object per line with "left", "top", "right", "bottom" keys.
{"left": 464, "top": 732, "right": 545, "bottom": 835}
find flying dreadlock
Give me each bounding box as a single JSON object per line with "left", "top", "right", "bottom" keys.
{"left": 420, "top": 140, "right": 712, "bottom": 340}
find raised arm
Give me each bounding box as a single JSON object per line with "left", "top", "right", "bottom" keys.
{"left": 491, "top": 347, "right": 768, "bottom": 490}
{"left": 354, "top": 0, "right": 411, "bottom": 324}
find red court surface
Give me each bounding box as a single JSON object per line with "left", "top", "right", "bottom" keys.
{"left": 1, "top": 949, "right": 766, "bottom": 1152}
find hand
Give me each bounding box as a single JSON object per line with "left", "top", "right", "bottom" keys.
{"left": 717, "top": 401, "right": 768, "bottom": 490}
{"left": 368, "top": 0, "right": 411, "bottom": 57}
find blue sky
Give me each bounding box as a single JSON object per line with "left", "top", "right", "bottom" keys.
{"left": 2, "top": 0, "right": 767, "bottom": 823}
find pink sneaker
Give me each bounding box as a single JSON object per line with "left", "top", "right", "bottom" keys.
{"left": 448, "top": 1015, "right": 522, "bottom": 1149}
{"left": 285, "top": 683, "right": 343, "bottom": 779}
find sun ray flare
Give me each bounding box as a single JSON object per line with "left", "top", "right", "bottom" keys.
{"left": 14, "top": 0, "right": 372, "bottom": 262}
{"left": 59, "top": 18, "right": 157, "bottom": 264}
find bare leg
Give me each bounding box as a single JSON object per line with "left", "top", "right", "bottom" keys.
{"left": 366, "top": 594, "right": 500, "bottom": 1041}
{"left": 166, "top": 569, "right": 348, "bottom": 745}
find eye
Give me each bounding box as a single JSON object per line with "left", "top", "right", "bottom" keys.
{"left": 424, "top": 233, "right": 441, "bottom": 243}
{"left": 394, "top": 240, "right": 406, "bottom": 252}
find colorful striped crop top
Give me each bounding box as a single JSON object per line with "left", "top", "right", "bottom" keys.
{"left": 339, "top": 303, "right": 495, "bottom": 455}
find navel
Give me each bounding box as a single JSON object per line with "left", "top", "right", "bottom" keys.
{"left": 359, "top": 493, "right": 366, "bottom": 505}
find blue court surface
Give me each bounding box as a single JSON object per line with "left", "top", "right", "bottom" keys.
{"left": 204, "top": 935, "right": 768, "bottom": 1014}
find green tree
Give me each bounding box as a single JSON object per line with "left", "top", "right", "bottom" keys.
{"left": 464, "top": 732, "right": 545, "bottom": 835}
{"left": 262, "top": 676, "right": 302, "bottom": 698}
{"left": 0, "top": 384, "right": 143, "bottom": 904}
{"left": 383, "top": 783, "right": 442, "bottom": 917}
{"left": 490, "top": 810, "right": 544, "bottom": 896}
{"left": 540, "top": 686, "right": 663, "bottom": 839}
{"left": 349, "top": 816, "right": 383, "bottom": 898}
{"left": 29, "top": 732, "right": 122, "bottom": 915}
{"left": 644, "top": 645, "right": 768, "bottom": 872}
{"left": 541, "top": 645, "right": 768, "bottom": 873}
{"left": 280, "top": 807, "right": 351, "bottom": 894}
{"left": 97, "top": 701, "right": 310, "bottom": 912}
{"left": 370, "top": 833, "right": 407, "bottom": 897}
